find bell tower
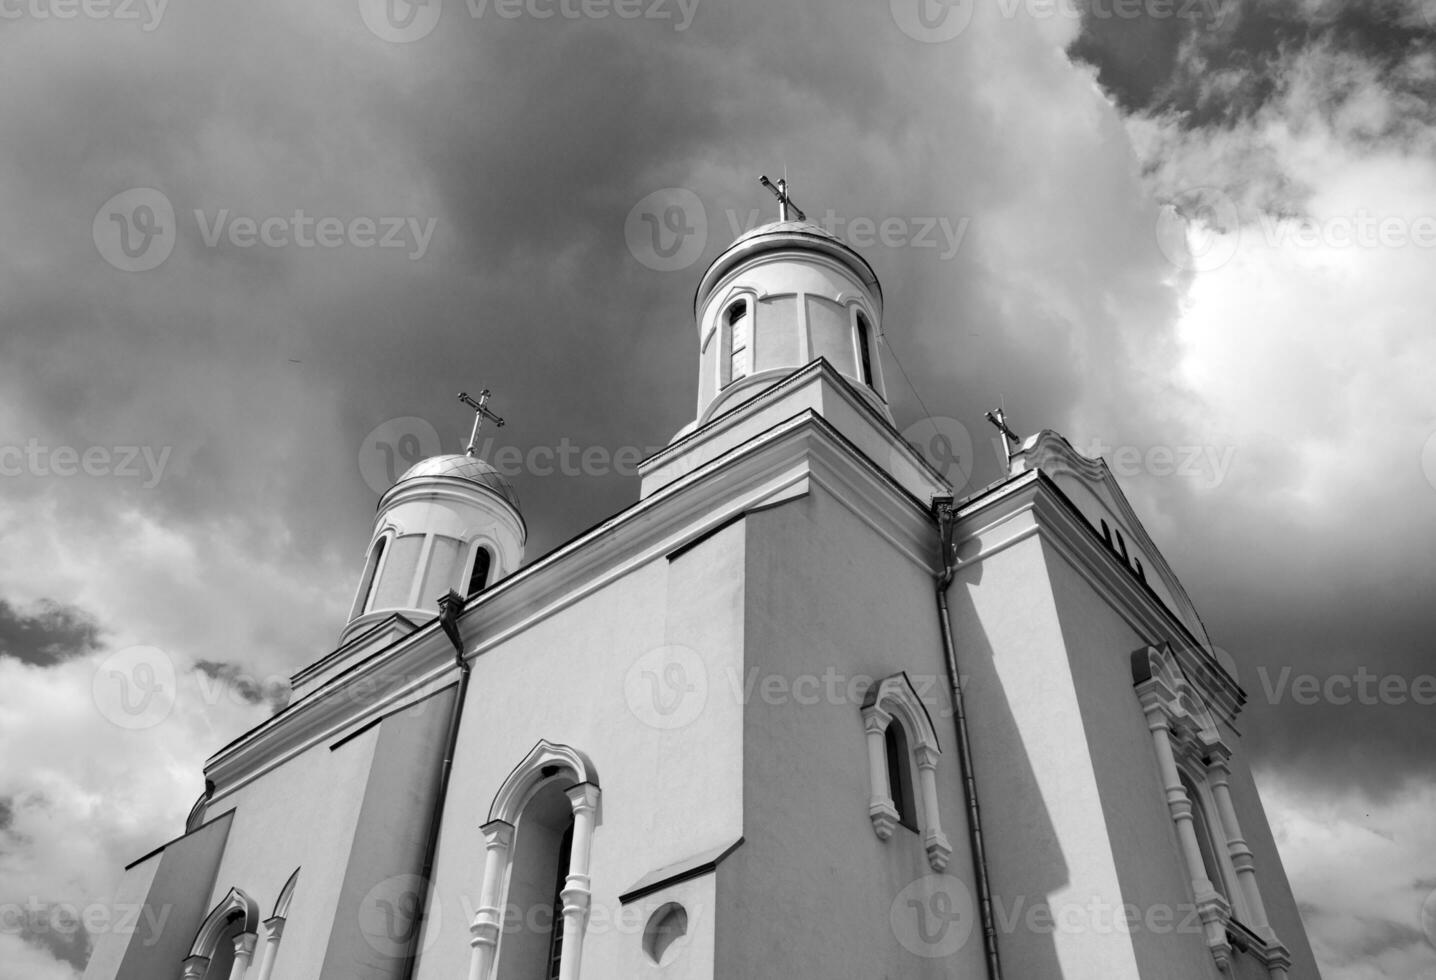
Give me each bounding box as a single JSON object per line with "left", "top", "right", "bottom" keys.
{"left": 686, "top": 177, "right": 889, "bottom": 434}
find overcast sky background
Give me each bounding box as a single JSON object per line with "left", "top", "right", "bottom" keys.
{"left": 0, "top": 0, "right": 1433, "bottom": 976}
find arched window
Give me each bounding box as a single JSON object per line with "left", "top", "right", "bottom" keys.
{"left": 1114, "top": 527, "right": 1129, "bottom": 562}
{"left": 469, "top": 741, "right": 600, "bottom": 980}
{"left": 860, "top": 673, "right": 952, "bottom": 870}
{"left": 725, "top": 300, "right": 752, "bottom": 386}
{"left": 1180, "top": 771, "right": 1229, "bottom": 903}
{"left": 182, "top": 887, "right": 259, "bottom": 980}
{"left": 468, "top": 547, "right": 492, "bottom": 597}
{"left": 351, "top": 537, "right": 386, "bottom": 619}
{"left": 855, "top": 312, "right": 875, "bottom": 388}
{"left": 1132, "top": 644, "right": 1286, "bottom": 972}
{"left": 883, "top": 722, "right": 918, "bottom": 831}
{"left": 1100, "top": 519, "right": 1112, "bottom": 548}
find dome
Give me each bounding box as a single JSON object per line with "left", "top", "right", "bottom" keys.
{"left": 695, "top": 216, "right": 882, "bottom": 317}
{"left": 396, "top": 454, "right": 520, "bottom": 509}
{"left": 730, "top": 219, "right": 841, "bottom": 246}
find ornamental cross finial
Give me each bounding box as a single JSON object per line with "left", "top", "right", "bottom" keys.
{"left": 759, "top": 175, "right": 807, "bottom": 222}
{"left": 458, "top": 389, "right": 505, "bottom": 457}
{"left": 985, "top": 405, "right": 1022, "bottom": 470}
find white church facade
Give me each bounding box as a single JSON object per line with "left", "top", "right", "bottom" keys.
{"left": 83, "top": 184, "right": 1322, "bottom": 980}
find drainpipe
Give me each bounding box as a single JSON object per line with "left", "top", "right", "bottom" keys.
{"left": 932, "top": 495, "right": 1002, "bottom": 980}
{"left": 404, "top": 589, "right": 473, "bottom": 979}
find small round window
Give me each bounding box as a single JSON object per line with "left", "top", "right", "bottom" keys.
{"left": 643, "top": 902, "right": 688, "bottom": 965}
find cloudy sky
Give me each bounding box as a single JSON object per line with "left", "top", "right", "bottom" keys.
{"left": 0, "top": 0, "right": 1433, "bottom": 975}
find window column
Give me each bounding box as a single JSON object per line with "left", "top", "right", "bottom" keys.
{"left": 1205, "top": 747, "right": 1271, "bottom": 933}
{"left": 469, "top": 821, "right": 515, "bottom": 980}
{"left": 863, "top": 707, "right": 899, "bottom": 839}
{"left": 914, "top": 744, "right": 952, "bottom": 871}
{"left": 252, "top": 918, "right": 284, "bottom": 980}
{"left": 1138, "top": 696, "right": 1232, "bottom": 969}
{"left": 556, "top": 784, "right": 600, "bottom": 980}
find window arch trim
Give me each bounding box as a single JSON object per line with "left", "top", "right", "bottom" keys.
{"left": 182, "top": 886, "right": 259, "bottom": 980}
{"left": 471, "top": 741, "right": 602, "bottom": 980}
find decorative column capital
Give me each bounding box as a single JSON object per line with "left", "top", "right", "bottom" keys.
{"left": 233, "top": 932, "right": 259, "bottom": 958}
{"left": 565, "top": 782, "right": 600, "bottom": 816}
{"left": 262, "top": 916, "right": 286, "bottom": 942}
{"left": 181, "top": 955, "right": 211, "bottom": 980}
{"left": 480, "top": 819, "right": 515, "bottom": 849}
{"left": 862, "top": 706, "right": 892, "bottom": 735}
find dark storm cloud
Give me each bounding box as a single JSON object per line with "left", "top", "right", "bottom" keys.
{"left": 193, "top": 659, "right": 289, "bottom": 713}
{"left": 0, "top": 796, "right": 12, "bottom": 832}
{"left": 16, "top": 904, "right": 93, "bottom": 971}
{"left": 1070, "top": 0, "right": 1435, "bottom": 126}
{"left": 0, "top": 598, "right": 102, "bottom": 667}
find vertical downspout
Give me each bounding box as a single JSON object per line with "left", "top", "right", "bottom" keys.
{"left": 932, "top": 496, "right": 1002, "bottom": 980}
{"left": 403, "top": 589, "right": 473, "bottom": 980}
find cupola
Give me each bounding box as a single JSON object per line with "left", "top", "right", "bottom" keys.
{"left": 340, "top": 391, "right": 525, "bottom": 644}
{"left": 685, "top": 178, "right": 889, "bottom": 436}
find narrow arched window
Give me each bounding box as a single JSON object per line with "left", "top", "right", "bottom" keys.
{"left": 727, "top": 300, "right": 751, "bottom": 384}
{"left": 468, "top": 547, "right": 492, "bottom": 597}
{"left": 884, "top": 722, "right": 917, "bottom": 831}
{"left": 352, "top": 538, "right": 386, "bottom": 619}
{"left": 1181, "top": 771, "right": 1229, "bottom": 903}
{"left": 1100, "top": 519, "right": 1112, "bottom": 548}
{"left": 1114, "top": 527, "right": 1128, "bottom": 561}
{"left": 856, "top": 312, "right": 875, "bottom": 387}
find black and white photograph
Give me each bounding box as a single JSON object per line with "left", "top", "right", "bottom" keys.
{"left": 1, "top": 0, "right": 1434, "bottom": 977}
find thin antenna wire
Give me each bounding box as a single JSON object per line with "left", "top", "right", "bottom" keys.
{"left": 880, "top": 332, "right": 938, "bottom": 427}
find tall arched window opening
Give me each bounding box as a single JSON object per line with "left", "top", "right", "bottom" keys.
{"left": 351, "top": 538, "right": 386, "bottom": 619}
{"left": 468, "top": 547, "right": 492, "bottom": 597}
{"left": 856, "top": 312, "right": 875, "bottom": 387}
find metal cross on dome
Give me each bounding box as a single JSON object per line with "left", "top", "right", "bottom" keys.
{"left": 458, "top": 389, "right": 505, "bottom": 457}
{"left": 760, "top": 175, "right": 807, "bottom": 222}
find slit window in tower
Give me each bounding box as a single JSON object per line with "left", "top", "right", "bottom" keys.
{"left": 728, "top": 300, "right": 751, "bottom": 383}
{"left": 468, "top": 547, "right": 491, "bottom": 597}
{"left": 352, "top": 537, "right": 385, "bottom": 618}
{"left": 545, "top": 823, "right": 575, "bottom": 980}
{"left": 856, "top": 312, "right": 874, "bottom": 387}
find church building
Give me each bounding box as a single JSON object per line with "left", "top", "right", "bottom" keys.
{"left": 83, "top": 180, "right": 1321, "bottom": 980}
